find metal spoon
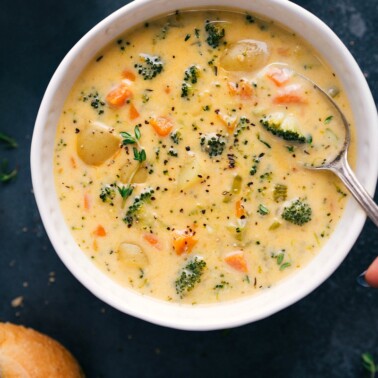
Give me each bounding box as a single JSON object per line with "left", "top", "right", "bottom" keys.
{"left": 296, "top": 72, "right": 378, "bottom": 227}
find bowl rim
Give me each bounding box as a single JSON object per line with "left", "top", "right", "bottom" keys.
{"left": 31, "top": 0, "right": 378, "bottom": 330}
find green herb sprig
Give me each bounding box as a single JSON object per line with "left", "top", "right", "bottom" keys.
{"left": 362, "top": 353, "right": 377, "bottom": 378}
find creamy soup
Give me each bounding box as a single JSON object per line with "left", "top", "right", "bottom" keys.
{"left": 54, "top": 9, "right": 354, "bottom": 304}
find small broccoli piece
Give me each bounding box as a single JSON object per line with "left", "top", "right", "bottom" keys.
{"left": 170, "top": 130, "right": 182, "bottom": 145}
{"left": 123, "top": 188, "right": 155, "bottom": 226}
{"left": 134, "top": 54, "right": 164, "bottom": 80}
{"left": 205, "top": 21, "right": 225, "bottom": 48}
{"left": 281, "top": 199, "right": 312, "bottom": 225}
{"left": 273, "top": 184, "right": 288, "bottom": 203}
{"left": 200, "top": 133, "right": 227, "bottom": 158}
{"left": 250, "top": 153, "right": 264, "bottom": 176}
{"left": 181, "top": 65, "right": 200, "bottom": 98}
{"left": 175, "top": 257, "right": 206, "bottom": 297}
{"left": 260, "top": 113, "right": 307, "bottom": 143}
{"left": 100, "top": 184, "right": 116, "bottom": 204}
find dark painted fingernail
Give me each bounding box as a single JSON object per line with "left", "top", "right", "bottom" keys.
{"left": 357, "top": 271, "right": 370, "bottom": 287}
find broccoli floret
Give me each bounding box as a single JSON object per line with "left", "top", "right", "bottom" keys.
{"left": 205, "top": 21, "right": 225, "bottom": 48}
{"left": 260, "top": 113, "right": 307, "bottom": 143}
{"left": 250, "top": 153, "right": 264, "bottom": 176}
{"left": 200, "top": 133, "right": 227, "bottom": 158}
{"left": 181, "top": 65, "right": 200, "bottom": 98}
{"left": 175, "top": 257, "right": 206, "bottom": 297}
{"left": 123, "top": 188, "right": 155, "bottom": 227}
{"left": 134, "top": 54, "right": 164, "bottom": 80}
{"left": 281, "top": 199, "right": 312, "bottom": 225}
{"left": 273, "top": 184, "right": 288, "bottom": 203}
{"left": 170, "top": 130, "right": 182, "bottom": 144}
{"left": 100, "top": 184, "right": 116, "bottom": 204}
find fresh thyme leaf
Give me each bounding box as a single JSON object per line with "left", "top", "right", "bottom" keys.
{"left": 134, "top": 125, "right": 141, "bottom": 140}
{"left": 0, "top": 132, "right": 18, "bottom": 148}
{"left": 133, "top": 147, "right": 146, "bottom": 162}
{"left": 324, "top": 115, "right": 333, "bottom": 124}
{"left": 0, "top": 160, "right": 17, "bottom": 183}
{"left": 117, "top": 184, "right": 134, "bottom": 208}
{"left": 280, "top": 262, "right": 291, "bottom": 271}
{"left": 362, "top": 353, "right": 377, "bottom": 378}
{"left": 120, "top": 131, "right": 137, "bottom": 145}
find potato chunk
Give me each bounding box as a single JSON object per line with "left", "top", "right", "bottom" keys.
{"left": 117, "top": 243, "right": 148, "bottom": 268}
{"left": 77, "top": 122, "right": 121, "bottom": 165}
{"left": 177, "top": 153, "right": 201, "bottom": 189}
{"left": 220, "top": 39, "right": 269, "bottom": 72}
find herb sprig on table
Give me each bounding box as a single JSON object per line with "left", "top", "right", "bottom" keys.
{"left": 0, "top": 132, "right": 18, "bottom": 183}
{"left": 362, "top": 353, "right": 377, "bottom": 378}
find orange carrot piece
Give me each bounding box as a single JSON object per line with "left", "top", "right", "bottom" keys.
{"left": 235, "top": 200, "right": 245, "bottom": 218}
{"left": 227, "top": 81, "right": 253, "bottom": 99}
{"left": 150, "top": 116, "right": 173, "bottom": 137}
{"left": 94, "top": 225, "right": 106, "bottom": 237}
{"left": 225, "top": 251, "right": 248, "bottom": 273}
{"left": 122, "top": 70, "right": 136, "bottom": 81}
{"left": 106, "top": 83, "right": 132, "bottom": 107}
{"left": 70, "top": 156, "right": 77, "bottom": 169}
{"left": 238, "top": 81, "right": 253, "bottom": 100}
{"left": 129, "top": 103, "right": 140, "bottom": 120}
{"left": 172, "top": 231, "right": 197, "bottom": 255}
{"left": 84, "top": 193, "right": 90, "bottom": 211}
{"left": 144, "top": 233, "right": 159, "bottom": 246}
{"left": 164, "top": 86, "right": 171, "bottom": 94}
{"left": 274, "top": 85, "right": 306, "bottom": 104}
{"left": 266, "top": 67, "right": 291, "bottom": 87}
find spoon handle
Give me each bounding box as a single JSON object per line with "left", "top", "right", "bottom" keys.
{"left": 331, "top": 155, "right": 378, "bottom": 227}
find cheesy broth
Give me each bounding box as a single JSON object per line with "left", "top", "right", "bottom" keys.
{"left": 54, "top": 10, "right": 354, "bottom": 304}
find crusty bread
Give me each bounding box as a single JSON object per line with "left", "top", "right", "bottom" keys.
{"left": 0, "top": 322, "right": 84, "bottom": 378}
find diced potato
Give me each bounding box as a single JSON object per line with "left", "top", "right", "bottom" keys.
{"left": 117, "top": 242, "right": 148, "bottom": 268}
{"left": 119, "top": 159, "right": 148, "bottom": 183}
{"left": 220, "top": 39, "right": 269, "bottom": 72}
{"left": 77, "top": 121, "right": 121, "bottom": 166}
{"left": 177, "top": 153, "right": 201, "bottom": 189}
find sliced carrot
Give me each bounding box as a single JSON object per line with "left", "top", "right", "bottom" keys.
{"left": 144, "top": 233, "right": 159, "bottom": 246}
{"left": 274, "top": 85, "right": 307, "bottom": 104}
{"left": 94, "top": 225, "right": 106, "bottom": 237}
{"left": 70, "top": 156, "right": 77, "bottom": 169}
{"left": 172, "top": 230, "right": 197, "bottom": 255}
{"left": 225, "top": 251, "right": 248, "bottom": 273}
{"left": 227, "top": 81, "right": 253, "bottom": 100}
{"left": 277, "top": 47, "right": 290, "bottom": 57}
{"left": 129, "top": 103, "right": 140, "bottom": 120}
{"left": 84, "top": 193, "right": 90, "bottom": 211}
{"left": 122, "top": 70, "right": 136, "bottom": 81}
{"left": 266, "top": 67, "right": 291, "bottom": 86}
{"left": 216, "top": 112, "right": 237, "bottom": 132}
{"left": 150, "top": 116, "right": 173, "bottom": 137}
{"left": 238, "top": 81, "right": 253, "bottom": 99}
{"left": 106, "top": 83, "right": 132, "bottom": 107}
{"left": 235, "top": 200, "right": 246, "bottom": 218}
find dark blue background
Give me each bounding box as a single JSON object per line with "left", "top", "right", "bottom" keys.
{"left": 1, "top": 1, "right": 377, "bottom": 377}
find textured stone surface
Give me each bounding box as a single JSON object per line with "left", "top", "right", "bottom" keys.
{"left": 0, "top": 1, "right": 377, "bottom": 377}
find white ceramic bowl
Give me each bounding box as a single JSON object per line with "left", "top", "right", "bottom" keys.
{"left": 31, "top": 0, "right": 378, "bottom": 330}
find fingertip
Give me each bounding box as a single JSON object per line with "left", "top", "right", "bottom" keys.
{"left": 365, "top": 257, "right": 378, "bottom": 288}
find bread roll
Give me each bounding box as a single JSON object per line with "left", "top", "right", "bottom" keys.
{"left": 0, "top": 323, "right": 84, "bottom": 378}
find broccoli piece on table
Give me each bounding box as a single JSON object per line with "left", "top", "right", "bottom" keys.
{"left": 134, "top": 54, "right": 164, "bottom": 80}
{"left": 260, "top": 113, "right": 307, "bottom": 143}
{"left": 200, "top": 133, "right": 227, "bottom": 158}
{"left": 175, "top": 257, "right": 206, "bottom": 297}
{"left": 281, "top": 199, "right": 312, "bottom": 225}
{"left": 181, "top": 65, "right": 200, "bottom": 98}
{"left": 205, "top": 21, "right": 225, "bottom": 48}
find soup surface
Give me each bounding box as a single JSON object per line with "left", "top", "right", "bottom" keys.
{"left": 54, "top": 9, "right": 354, "bottom": 304}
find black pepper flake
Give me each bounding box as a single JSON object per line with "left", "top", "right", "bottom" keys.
{"left": 75, "top": 128, "right": 80, "bottom": 134}
{"left": 96, "top": 55, "right": 104, "bottom": 62}
{"left": 185, "top": 146, "right": 191, "bottom": 151}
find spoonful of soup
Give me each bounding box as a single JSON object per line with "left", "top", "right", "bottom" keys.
{"left": 256, "top": 63, "right": 378, "bottom": 226}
